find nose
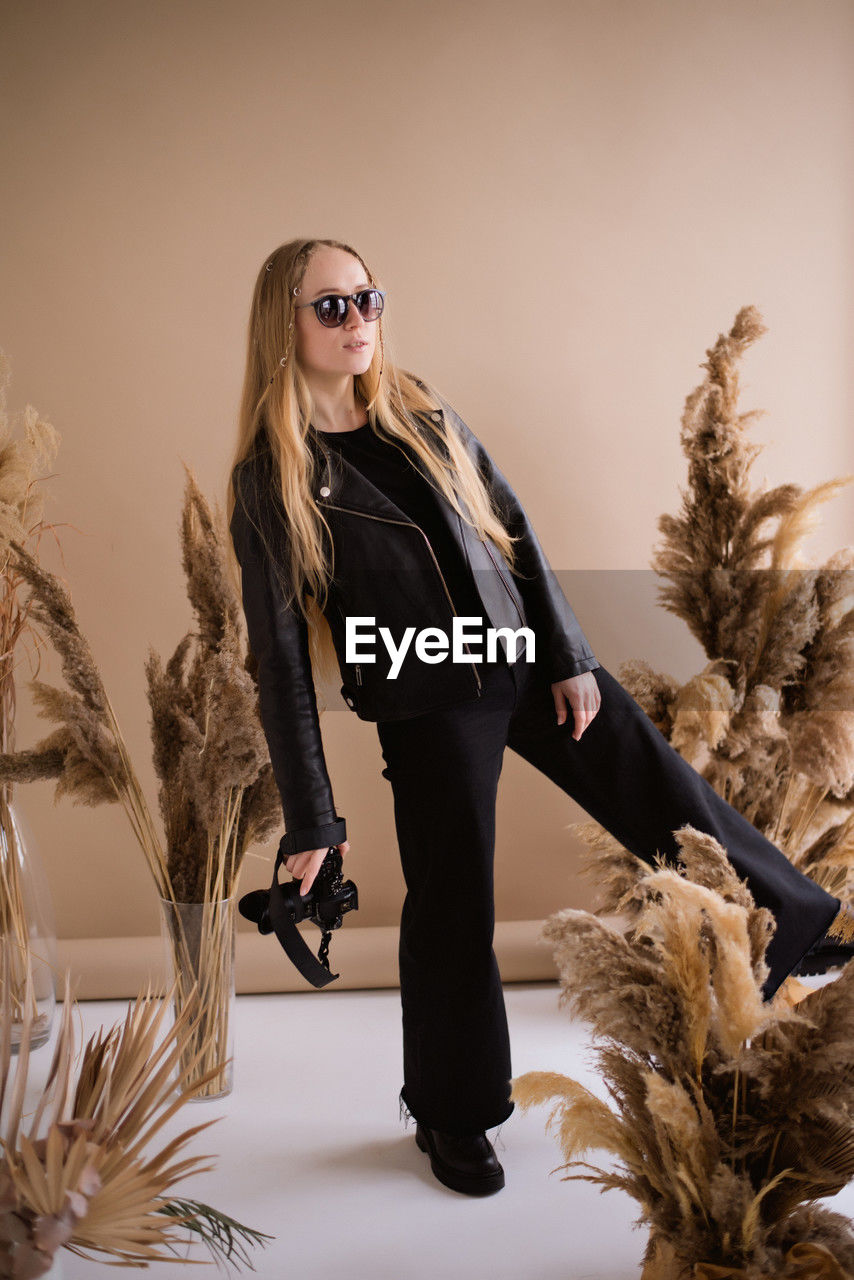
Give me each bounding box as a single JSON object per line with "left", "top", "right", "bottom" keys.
{"left": 343, "top": 298, "right": 364, "bottom": 330}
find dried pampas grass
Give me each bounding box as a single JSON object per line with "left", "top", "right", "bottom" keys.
{"left": 0, "top": 351, "right": 66, "bottom": 1041}
{"left": 518, "top": 310, "right": 854, "bottom": 1278}
{"left": 0, "top": 467, "right": 281, "bottom": 905}
{"left": 0, "top": 402, "right": 283, "bottom": 1093}
{"left": 145, "top": 464, "right": 281, "bottom": 904}
{"left": 614, "top": 305, "right": 854, "bottom": 900}
{"left": 512, "top": 825, "right": 854, "bottom": 1278}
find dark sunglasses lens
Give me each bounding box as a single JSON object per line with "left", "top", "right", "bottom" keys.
{"left": 315, "top": 296, "right": 348, "bottom": 326}
{"left": 356, "top": 289, "right": 384, "bottom": 321}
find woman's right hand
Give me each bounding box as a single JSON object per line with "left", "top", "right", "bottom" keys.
{"left": 284, "top": 841, "right": 350, "bottom": 896}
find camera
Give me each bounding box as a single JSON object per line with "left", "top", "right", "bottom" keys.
{"left": 238, "top": 845, "right": 358, "bottom": 987}
{"left": 263, "top": 845, "right": 358, "bottom": 935}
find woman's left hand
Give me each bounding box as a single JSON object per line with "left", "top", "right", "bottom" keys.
{"left": 551, "top": 672, "right": 601, "bottom": 740}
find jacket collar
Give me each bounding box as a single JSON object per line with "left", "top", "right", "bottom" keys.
{"left": 243, "top": 407, "right": 455, "bottom": 531}
{"left": 306, "top": 407, "right": 455, "bottom": 527}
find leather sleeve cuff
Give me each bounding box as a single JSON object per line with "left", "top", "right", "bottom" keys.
{"left": 278, "top": 816, "right": 347, "bottom": 859}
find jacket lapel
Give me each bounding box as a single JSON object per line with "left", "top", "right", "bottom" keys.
{"left": 308, "top": 412, "right": 461, "bottom": 533}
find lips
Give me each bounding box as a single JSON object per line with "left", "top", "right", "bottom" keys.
{"left": 345, "top": 341, "right": 368, "bottom": 349}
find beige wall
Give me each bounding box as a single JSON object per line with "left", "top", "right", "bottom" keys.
{"left": 1, "top": 1, "right": 852, "bottom": 966}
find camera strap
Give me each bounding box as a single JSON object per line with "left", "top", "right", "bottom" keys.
{"left": 265, "top": 875, "right": 339, "bottom": 988}
{"left": 239, "top": 845, "right": 358, "bottom": 989}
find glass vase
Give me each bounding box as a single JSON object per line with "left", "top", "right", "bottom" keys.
{"left": 158, "top": 894, "right": 236, "bottom": 1100}
{"left": 0, "top": 791, "right": 57, "bottom": 1052}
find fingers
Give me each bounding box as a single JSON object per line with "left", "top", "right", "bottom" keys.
{"left": 298, "top": 848, "right": 326, "bottom": 896}
{"left": 284, "top": 842, "right": 351, "bottom": 896}
{"left": 284, "top": 848, "right": 324, "bottom": 895}
{"left": 570, "top": 688, "right": 602, "bottom": 740}
{"left": 552, "top": 679, "right": 602, "bottom": 740}
{"left": 571, "top": 702, "right": 590, "bottom": 741}
{"left": 552, "top": 684, "right": 602, "bottom": 737}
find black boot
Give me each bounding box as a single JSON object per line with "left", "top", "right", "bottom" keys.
{"left": 791, "top": 930, "right": 854, "bottom": 977}
{"left": 414, "top": 1123, "right": 505, "bottom": 1196}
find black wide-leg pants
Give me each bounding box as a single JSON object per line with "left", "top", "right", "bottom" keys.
{"left": 375, "top": 655, "right": 840, "bottom": 1138}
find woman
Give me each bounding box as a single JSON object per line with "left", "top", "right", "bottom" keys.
{"left": 227, "top": 237, "right": 844, "bottom": 1198}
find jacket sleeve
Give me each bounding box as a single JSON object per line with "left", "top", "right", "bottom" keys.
{"left": 229, "top": 462, "right": 346, "bottom": 858}
{"left": 439, "top": 398, "right": 600, "bottom": 684}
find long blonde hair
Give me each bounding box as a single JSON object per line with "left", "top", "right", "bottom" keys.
{"left": 226, "top": 237, "right": 520, "bottom": 690}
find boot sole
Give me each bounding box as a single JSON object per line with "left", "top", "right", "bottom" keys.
{"left": 792, "top": 950, "right": 852, "bottom": 977}
{"left": 415, "top": 1123, "right": 505, "bottom": 1196}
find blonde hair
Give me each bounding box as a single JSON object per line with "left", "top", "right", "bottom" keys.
{"left": 226, "top": 236, "right": 520, "bottom": 690}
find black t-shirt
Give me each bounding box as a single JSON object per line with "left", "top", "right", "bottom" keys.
{"left": 315, "top": 422, "right": 506, "bottom": 664}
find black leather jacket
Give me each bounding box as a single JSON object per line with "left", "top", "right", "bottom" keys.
{"left": 229, "top": 393, "right": 599, "bottom": 857}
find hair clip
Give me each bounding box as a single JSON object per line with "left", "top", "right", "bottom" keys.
{"left": 268, "top": 356, "right": 288, "bottom": 385}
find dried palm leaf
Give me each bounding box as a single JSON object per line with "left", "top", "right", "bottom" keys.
{"left": 1, "top": 944, "right": 273, "bottom": 1275}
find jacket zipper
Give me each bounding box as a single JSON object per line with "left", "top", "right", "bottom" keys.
{"left": 382, "top": 428, "right": 525, "bottom": 634}
{"left": 318, "top": 497, "right": 482, "bottom": 693}
{"left": 483, "top": 541, "right": 526, "bottom": 627}
{"left": 382, "top": 427, "right": 492, "bottom": 682}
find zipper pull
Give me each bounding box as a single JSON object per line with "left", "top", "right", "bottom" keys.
{"left": 355, "top": 664, "right": 362, "bottom": 686}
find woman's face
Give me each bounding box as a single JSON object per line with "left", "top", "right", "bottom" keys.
{"left": 294, "top": 246, "right": 377, "bottom": 383}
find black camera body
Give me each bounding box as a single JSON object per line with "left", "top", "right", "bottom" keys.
{"left": 257, "top": 846, "right": 358, "bottom": 935}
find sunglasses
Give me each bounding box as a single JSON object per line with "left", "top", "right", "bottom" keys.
{"left": 295, "top": 288, "right": 386, "bottom": 328}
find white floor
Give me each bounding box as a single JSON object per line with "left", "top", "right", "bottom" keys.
{"left": 14, "top": 975, "right": 854, "bottom": 1280}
